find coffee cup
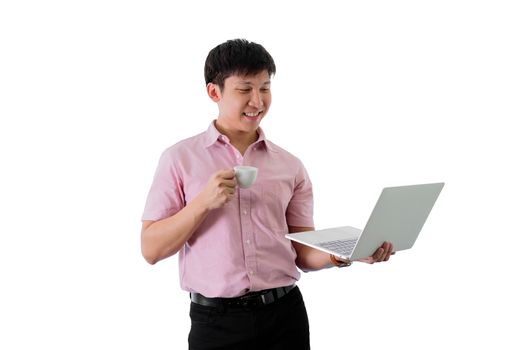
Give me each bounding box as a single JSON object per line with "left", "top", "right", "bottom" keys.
{"left": 234, "top": 166, "right": 258, "bottom": 189}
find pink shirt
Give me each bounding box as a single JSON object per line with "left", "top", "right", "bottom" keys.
{"left": 142, "top": 121, "right": 314, "bottom": 297}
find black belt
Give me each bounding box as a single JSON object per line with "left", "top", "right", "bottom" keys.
{"left": 190, "top": 284, "right": 296, "bottom": 308}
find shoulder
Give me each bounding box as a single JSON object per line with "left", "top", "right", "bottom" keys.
{"left": 161, "top": 131, "right": 207, "bottom": 160}
{"left": 265, "top": 139, "right": 300, "bottom": 162}
{"left": 265, "top": 140, "right": 305, "bottom": 166}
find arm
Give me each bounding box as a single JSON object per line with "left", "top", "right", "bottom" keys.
{"left": 289, "top": 226, "right": 395, "bottom": 272}
{"left": 141, "top": 195, "right": 210, "bottom": 265}
{"left": 289, "top": 226, "right": 336, "bottom": 272}
{"left": 286, "top": 165, "right": 393, "bottom": 270}
{"left": 141, "top": 169, "right": 236, "bottom": 265}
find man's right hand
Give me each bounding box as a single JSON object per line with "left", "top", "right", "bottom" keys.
{"left": 197, "top": 169, "right": 237, "bottom": 210}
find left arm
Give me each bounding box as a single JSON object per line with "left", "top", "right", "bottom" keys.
{"left": 289, "top": 225, "right": 395, "bottom": 272}
{"left": 289, "top": 226, "right": 335, "bottom": 272}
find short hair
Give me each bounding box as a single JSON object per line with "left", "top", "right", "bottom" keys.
{"left": 204, "top": 39, "right": 276, "bottom": 90}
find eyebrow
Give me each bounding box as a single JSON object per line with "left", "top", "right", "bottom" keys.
{"left": 237, "top": 81, "right": 271, "bottom": 85}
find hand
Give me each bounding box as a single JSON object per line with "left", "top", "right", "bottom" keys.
{"left": 356, "top": 242, "right": 395, "bottom": 264}
{"left": 197, "top": 169, "right": 237, "bottom": 210}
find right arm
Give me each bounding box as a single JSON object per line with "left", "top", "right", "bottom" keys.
{"left": 141, "top": 169, "right": 236, "bottom": 265}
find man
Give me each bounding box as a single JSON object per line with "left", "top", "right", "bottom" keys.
{"left": 141, "top": 39, "right": 394, "bottom": 350}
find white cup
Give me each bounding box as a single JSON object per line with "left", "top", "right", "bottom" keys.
{"left": 234, "top": 166, "right": 258, "bottom": 189}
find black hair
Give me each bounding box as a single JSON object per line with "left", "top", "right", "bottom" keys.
{"left": 204, "top": 39, "right": 276, "bottom": 90}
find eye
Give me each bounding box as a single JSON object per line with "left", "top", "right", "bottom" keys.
{"left": 237, "top": 88, "right": 251, "bottom": 93}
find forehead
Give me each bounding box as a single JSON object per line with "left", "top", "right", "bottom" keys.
{"left": 225, "top": 70, "right": 271, "bottom": 85}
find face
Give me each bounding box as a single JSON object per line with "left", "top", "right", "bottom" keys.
{"left": 208, "top": 70, "right": 272, "bottom": 135}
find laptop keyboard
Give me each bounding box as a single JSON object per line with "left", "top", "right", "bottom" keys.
{"left": 317, "top": 238, "right": 358, "bottom": 256}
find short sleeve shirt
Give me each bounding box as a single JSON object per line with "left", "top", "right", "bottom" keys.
{"left": 142, "top": 121, "right": 314, "bottom": 297}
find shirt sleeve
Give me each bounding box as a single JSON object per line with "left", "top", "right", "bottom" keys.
{"left": 285, "top": 161, "right": 314, "bottom": 227}
{"left": 141, "top": 149, "right": 186, "bottom": 221}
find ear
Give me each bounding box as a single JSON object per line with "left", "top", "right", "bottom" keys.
{"left": 206, "top": 83, "right": 221, "bottom": 102}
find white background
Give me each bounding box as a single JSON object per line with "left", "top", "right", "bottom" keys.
{"left": 1, "top": 1, "right": 523, "bottom": 349}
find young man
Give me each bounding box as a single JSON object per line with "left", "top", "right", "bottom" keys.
{"left": 141, "top": 39, "right": 394, "bottom": 350}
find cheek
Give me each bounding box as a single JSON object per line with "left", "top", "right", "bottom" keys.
{"left": 264, "top": 96, "right": 272, "bottom": 109}
{"left": 222, "top": 99, "right": 241, "bottom": 112}
{"left": 233, "top": 102, "right": 245, "bottom": 114}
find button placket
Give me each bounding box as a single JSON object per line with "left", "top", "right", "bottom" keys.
{"left": 239, "top": 188, "right": 256, "bottom": 278}
{"left": 235, "top": 150, "right": 243, "bottom": 164}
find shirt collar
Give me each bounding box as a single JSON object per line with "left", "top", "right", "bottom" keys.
{"left": 204, "top": 120, "right": 277, "bottom": 153}
{"left": 204, "top": 121, "right": 224, "bottom": 147}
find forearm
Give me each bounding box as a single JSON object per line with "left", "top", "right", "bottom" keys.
{"left": 141, "top": 194, "right": 210, "bottom": 264}
{"left": 289, "top": 226, "right": 338, "bottom": 272}
{"left": 295, "top": 247, "right": 334, "bottom": 272}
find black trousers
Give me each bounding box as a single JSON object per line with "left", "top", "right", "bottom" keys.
{"left": 188, "top": 286, "right": 310, "bottom": 350}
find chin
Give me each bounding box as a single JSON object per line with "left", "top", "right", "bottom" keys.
{"left": 241, "top": 115, "right": 263, "bottom": 126}
{"left": 240, "top": 125, "right": 259, "bottom": 133}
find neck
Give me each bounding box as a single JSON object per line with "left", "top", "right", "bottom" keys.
{"left": 214, "top": 119, "right": 259, "bottom": 151}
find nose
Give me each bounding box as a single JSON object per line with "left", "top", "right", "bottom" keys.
{"left": 248, "top": 90, "right": 264, "bottom": 109}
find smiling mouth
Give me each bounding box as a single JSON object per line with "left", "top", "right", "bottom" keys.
{"left": 243, "top": 111, "right": 263, "bottom": 117}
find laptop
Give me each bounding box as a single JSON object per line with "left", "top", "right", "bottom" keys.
{"left": 285, "top": 183, "right": 444, "bottom": 261}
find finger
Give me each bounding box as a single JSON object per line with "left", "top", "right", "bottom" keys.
{"left": 380, "top": 242, "right": 391, "bottom": 262}
{"left": 218, "top": 169, "right": 236, "bottom": 179}
{"left": 222, "top": 186, "right": 235, "bottom": 196}
{"left": 381, "top": 243, "right": 391, "bottom": 261}
{"left": 373, "top": 248, "right": 385, "bottom": 262}
{"left": 224, "top": 190, "right": 236, "bottom": 203}
{"left": 383, "top": 242, "right": 391, "bottom": 255}
{"left": 384, "top": 242, "right": 393, "bottom": 261}
{"left": 357, "top": 257, "right": 374, "bottom": 264}
{"left": 380, "top": 248, "right": 387, "bottom": 262}
{"left": 221, "top": 179, "right": 237, "bottom": 188}
{"left": 388, "top": 243, "right": 393, "bottom": 260}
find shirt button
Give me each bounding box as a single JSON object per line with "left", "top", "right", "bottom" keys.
{"left": 246, "top": 239, "right": 251, "bottom": 244}
{"left": 249, "top": 270, "right": 254, "bottom": 275}
{"left": 242, "top": 209, "right": 247, "bottom": 215}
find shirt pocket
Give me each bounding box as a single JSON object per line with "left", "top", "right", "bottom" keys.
{"left": 259, "top": 182, "right": 293, "bottom": 232}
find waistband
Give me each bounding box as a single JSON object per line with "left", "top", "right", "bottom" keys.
{"left": 190, "top": 284, "right": 296, "bottom": 309}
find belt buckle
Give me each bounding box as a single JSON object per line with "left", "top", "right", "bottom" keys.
{"left": 260, "top": 292, "right": 274, "bottom": 305}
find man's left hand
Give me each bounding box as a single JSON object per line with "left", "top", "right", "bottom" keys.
{"left": 357, "top": 241, "right": 395, "bottom": 264}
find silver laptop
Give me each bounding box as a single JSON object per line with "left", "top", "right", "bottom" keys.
{"left": 285, "top": 183, "right": 444, "bottom": 261}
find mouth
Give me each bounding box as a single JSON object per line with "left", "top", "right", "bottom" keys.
{"left": 242, "top": 111, "right": 263, "bottom": 119}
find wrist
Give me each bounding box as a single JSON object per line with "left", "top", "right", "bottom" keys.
{"left": 191, "top": 193, "right": 212, "bottom": 214}
{"left": 330, "top": 254, "right": 352, "bottom": 268}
